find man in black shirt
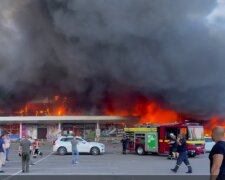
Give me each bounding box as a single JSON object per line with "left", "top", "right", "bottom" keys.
{"left": 171, "top": 133, "right": 192, "bottom": 173}
{"left": 209, "top": 126, "right": 225, "bottom": 180}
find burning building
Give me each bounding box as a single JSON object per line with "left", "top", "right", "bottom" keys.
{"left": 0, "top": 0, "right": 225, "bottom": 139}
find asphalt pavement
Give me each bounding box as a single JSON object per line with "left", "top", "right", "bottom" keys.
{"left": 0, "top": 142, "right": 210, "bottom": 176}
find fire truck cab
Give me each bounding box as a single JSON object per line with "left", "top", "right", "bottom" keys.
{"left": 124, "top": 123, "right": 205, "bottom": 157}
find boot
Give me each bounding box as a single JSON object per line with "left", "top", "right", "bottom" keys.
{"left": 186, "top": 165, "right": 192, "bottom": 173}
{"left": 171, "top": 165, "right": 179, "bottom": 173}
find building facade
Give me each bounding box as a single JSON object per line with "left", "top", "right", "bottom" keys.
{"left": 0, "top": 116, "right": 139, "bottom": 141}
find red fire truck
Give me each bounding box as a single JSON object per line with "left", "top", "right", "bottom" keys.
{"left": 124, "top": 123, "right": 205, "bottom": 157}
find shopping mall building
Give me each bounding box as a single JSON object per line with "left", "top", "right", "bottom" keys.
{"left": 0, "top": 116, "right": 139, "bottom": 141}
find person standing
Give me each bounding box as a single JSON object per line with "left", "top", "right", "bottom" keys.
{"left": 28, "top": 137, "right": 35, "bottom": 165}
{"left": 4, "top": 134, "right": 11, "bottom": 162}
{"left": 171, "top": 133, "right": 192, "bottom": 173}
{"left": 71, "top": 137, "right": 79, "bottom": 164}
{"left": 19, "top": 136, "right": 32, "bottom": 173}
{"left": 0, "top": 135, "right": 5, "bottom": 173}
{"left": 209, "top": 126, "right": 225, "bottom": 180}
{"left": 121, "top": 136, "right": 129, "bottom": 154}
{"left": 168, "top": 133, "right": 178, "bottom": 159}
{"left": 33, "top": 139, "right": 42, "bottom": 158}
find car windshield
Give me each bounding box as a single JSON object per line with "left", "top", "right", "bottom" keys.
{"left": 188, "top": 127, "right": 204, "bottom": 140}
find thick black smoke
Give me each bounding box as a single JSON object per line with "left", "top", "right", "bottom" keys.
{"left": 0, "top": 0, "right": 224, "bottom": 118}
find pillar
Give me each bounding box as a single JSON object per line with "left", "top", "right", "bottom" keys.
{"left": 83, "top": 123, "right": 86, "bottom": 139}
{"left": 95, "top": 121, "right": 100, "bottom": 142}
{"left": 19, "top": 122, "right": 22, "bottom": 139}
{"left": 58, "top": 122, "right": 62, "bottom": 137}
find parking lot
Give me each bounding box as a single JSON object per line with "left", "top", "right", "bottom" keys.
{"left": 1, "top": 142, "right": 210, "bottom": 176}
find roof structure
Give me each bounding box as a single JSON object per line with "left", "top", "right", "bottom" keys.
{"left": 0, "top": 116, "right": 140, "bottom": 124}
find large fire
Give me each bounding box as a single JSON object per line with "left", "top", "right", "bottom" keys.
{"left": 18, "top": 95, "right": 222, "bottom": 136}
{"left": 104, "top": 98, "right": 181, "bottom": 124}
{"left": 204, "top": 117, "right": 225, "bottom": 137}
{"left": 20, "top": 95, "right": 181, "bottom": 124}
{"left": 138, "top": 102, "right": 181, "bottom": 124}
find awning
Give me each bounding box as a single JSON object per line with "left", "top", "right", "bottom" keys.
{"left": 0, "top": 116, "right": 140, "bottom": 124}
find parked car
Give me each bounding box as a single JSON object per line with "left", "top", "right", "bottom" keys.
{"left": 52, "top": 136, "right": 105, "bottom": 155}
{"left": 205, "top": 137, "right": 215, "bottom": 153}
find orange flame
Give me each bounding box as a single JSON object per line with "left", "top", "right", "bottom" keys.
{"left": 138, "top": 102, "right": 181, "bottom": 124}
{"left": 104, "top": 99, "right": 181, "bottom": 124}
{"left": 23, "top": 96, "right": 182, "bottom": 125}
{"left": 204, "top": 117, "right": 225, "bottom": 137}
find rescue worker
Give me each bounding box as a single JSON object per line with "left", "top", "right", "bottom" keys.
{"left": 209, "top": 126, "right": 225, "bottom": 180}
{"left": 121, "top": 136, "right": 129, "bottom": 154}
{"left": 171, "top": 133, "right": 192, "bottom": 173}
{"left": 19, "top": 135, "right": 32, "bottom": 173}
{"left": 168, "top": 133, "right": 178, "bottom": 159}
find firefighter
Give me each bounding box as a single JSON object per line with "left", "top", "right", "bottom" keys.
{"left": 121, "top": 136, "right": 129, "bottom": 154}
{"left": 171, "top": 133, "right": 192, "bottom": 173}
{"left": 168, "top": 133, "right": 178, "bottom": 159}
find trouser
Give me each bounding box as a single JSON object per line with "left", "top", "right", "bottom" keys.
{"left": 33, "top": 148, "right": 43, "bottom": 157}
{"left": 172, "top": 152, "right": 179, "bottom": 158}
{"left": 0, "top": 152, "right": 4, "bottom": 171}
{"left": 2, "top": 152, "right": 5, "bottom": 165}
{"left": 72, "top": 150, "right": 79, "bottom": 163}
{"left": 22, "top": 152, "right": 30, "bottom": 172}
{"left": 30, "top": 150, "right": 34, "bottom": 164}
{"left": 5, "top": 148, "right": 10, "bottom": 161}
{"left": 169, "top": 147, "right": 173, "bottom": 156}
{"left": 173, "top": 152, "right": 192, "bottom": 172}
{"left": 122, "top": 146, "right": 127, "bottom": 154}
{"left": 177, "top": 152, "right": 190, "bottom": 166}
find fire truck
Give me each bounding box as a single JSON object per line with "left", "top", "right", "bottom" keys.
{"left": 124, "top": 123, "right": 205, "bottom": 157}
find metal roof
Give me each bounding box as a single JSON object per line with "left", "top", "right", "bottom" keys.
{"left": 0, "top": 116, "right": 140, "bottom": 124}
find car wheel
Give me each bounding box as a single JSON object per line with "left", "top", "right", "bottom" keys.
{"left": 91, "top": 147, "right": 100, "bottom": 155}
{"left": 57, "top": 147, "right": 67, "bottom": 155}
{"left": 136, "top": 146, "right": 145, "bottom": 155}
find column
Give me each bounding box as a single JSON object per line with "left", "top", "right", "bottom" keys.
{"left": 95, "top": 122, "right": 100, "bottom": 142}
{"left": 19, "top": 122, "right": 22, "bottom": 139}
{"left": 83, "top": 123, "right": 86, "bottom": 139}
{"left": 58, "top": 122, "right": 62, "bottom": 137}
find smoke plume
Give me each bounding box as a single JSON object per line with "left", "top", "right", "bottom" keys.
{"left": 0, "top": 0, "right": 225, "bottom": 118}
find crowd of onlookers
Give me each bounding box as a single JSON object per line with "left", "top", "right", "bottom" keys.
{"left": 0, "top": 134, "right": 42, "bottom": 173}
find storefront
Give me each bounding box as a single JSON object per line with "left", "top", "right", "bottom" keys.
{"left": 0, "top": 116, "right": 139, "bottom": 141}
{"left": 0, "top": 124, "right": 20, "bottom": 140}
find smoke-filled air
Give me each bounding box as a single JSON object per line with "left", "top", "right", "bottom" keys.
{"left": 0, "top": 0, "right": 225, "bottom": 118}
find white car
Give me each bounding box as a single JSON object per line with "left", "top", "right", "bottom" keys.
{"left": 205, "top": 137, "right": 215, "bottom": 153}
{"left": 52, "top": 136, "right": 105, "bottom": 155}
